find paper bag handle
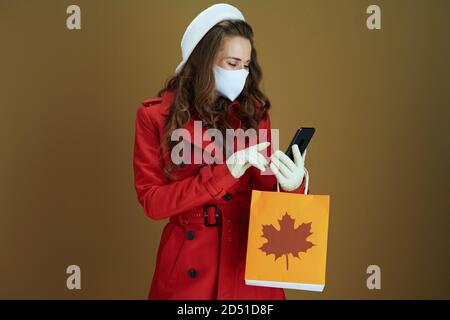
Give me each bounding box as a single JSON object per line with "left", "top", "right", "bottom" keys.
{"left": 276, "top": 167, "right": 309, "bottom": 194}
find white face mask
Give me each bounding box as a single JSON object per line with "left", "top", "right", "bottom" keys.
{"left": 213, "top": 65, "right": 249, "bottom": 101}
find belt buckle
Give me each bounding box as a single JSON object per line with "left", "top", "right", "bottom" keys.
{"left": 203, "top": 204, "right": 222, "bottom": 227}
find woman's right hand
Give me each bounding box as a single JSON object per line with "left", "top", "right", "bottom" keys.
{"left": 226, "top": 142, "right": 270, "bottom": 179}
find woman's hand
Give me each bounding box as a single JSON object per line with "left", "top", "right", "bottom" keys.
{"left": 269, "top": 144, "right": 307, "bottom": 191}
{"left": 226, "top": 142, "right": 270, "bottom": 179}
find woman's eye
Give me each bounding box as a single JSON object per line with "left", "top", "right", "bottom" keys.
{"left": 228, "top": 63, "right": 237, "bottom": 67}
{"left": 244, "top": 65, "right": 249, "bottom": 69}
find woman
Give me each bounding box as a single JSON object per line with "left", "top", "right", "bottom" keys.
{"left": 133, "top": 3, "right": 309, "bottom": 300}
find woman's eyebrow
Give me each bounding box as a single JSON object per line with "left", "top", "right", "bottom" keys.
{"left": 227, "top": 56, "right": 251, "bottom": 63}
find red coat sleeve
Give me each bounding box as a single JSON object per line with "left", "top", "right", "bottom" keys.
{"left": 250, "top": 112, "right": 309, "bottom": 194}
{"left": 133, "top": 106, "right": 240, "bottom": 220}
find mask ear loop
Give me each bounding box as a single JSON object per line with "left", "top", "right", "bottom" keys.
{"left": 276, "top": 167, "right": 309, "bottom": 195}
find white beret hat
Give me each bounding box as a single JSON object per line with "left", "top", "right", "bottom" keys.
{"left": 175, "top": 3, "right": 246, "bottom": 74}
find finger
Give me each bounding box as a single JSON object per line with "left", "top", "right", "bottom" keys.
{"left": 248, "top": 141, "right": 270, "bottom": 152}
{"left": 270, "top": 162, "right": 288, "bottom": 185}
{"left": 248, "top": 152, "right": 267, "bottom": 171}
{"left": 248, "top": 156, "right": 266, "bottom": 172}
{"left": 247, "top": 151, "right": 268, "bottom": 167}
{"left": 255, "top": 152, "right": 269, "bottom": 167}
{"left": 256, "top": 141, "right": 270, "bottom": 151}
{"left": 292, "top": 144, "right": 303, "bottom": 167}
{"left": 273, "top": 149, "right": 297, "bottom": 171}
{"left": 269, "top": 162, "right": 279, "bottom": 175}
{"left": 302, "top": 147, "right": 308, "bottom": 162}
{"left": 271, "top": 155, "right": 292, "bottom": 179}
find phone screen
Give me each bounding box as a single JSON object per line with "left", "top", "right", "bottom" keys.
{"left": 285, "top": 127, "right": 315, "bottom": 160}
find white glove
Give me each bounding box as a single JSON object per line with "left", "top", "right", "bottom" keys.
{"left": 226, "top": 142, "right": 270, "bottom": 179}
{"left": 269, "top": 144, "right": 307, "bottom": 191}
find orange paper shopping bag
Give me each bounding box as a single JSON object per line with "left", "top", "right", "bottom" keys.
{"left": 245, "top": 168, "right": 330, "bottom": 292}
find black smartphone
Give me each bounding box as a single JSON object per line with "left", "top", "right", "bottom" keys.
{"left": 285, "top": 127, "right": 315, "bottom": 160}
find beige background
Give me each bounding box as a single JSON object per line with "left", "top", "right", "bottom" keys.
{"left": 0, "top": 0, "right": 449, "bottom": 299}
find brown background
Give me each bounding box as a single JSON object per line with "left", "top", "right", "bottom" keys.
{"left": 0, "top": 0, "right": 449, "bottom": 299}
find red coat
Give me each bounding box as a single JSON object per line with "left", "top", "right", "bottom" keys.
{"left": 133, "top": 89, "right": 308, "bottom": 300}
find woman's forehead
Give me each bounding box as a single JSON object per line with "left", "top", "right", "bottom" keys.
{"left": 218, "top": 36, "right": 251, "bottom": 60}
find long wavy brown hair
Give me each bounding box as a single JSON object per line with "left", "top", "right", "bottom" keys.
{"left": 156, "top": 19, "right": 271, "bottom": 179}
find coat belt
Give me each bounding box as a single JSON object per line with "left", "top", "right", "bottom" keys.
{"left": 169, "top": 201, "right": 247, "bottom": 226}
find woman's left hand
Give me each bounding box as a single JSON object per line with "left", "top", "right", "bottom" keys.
{"left": 269, "top": 144, "right": 307, "bottom": 191}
